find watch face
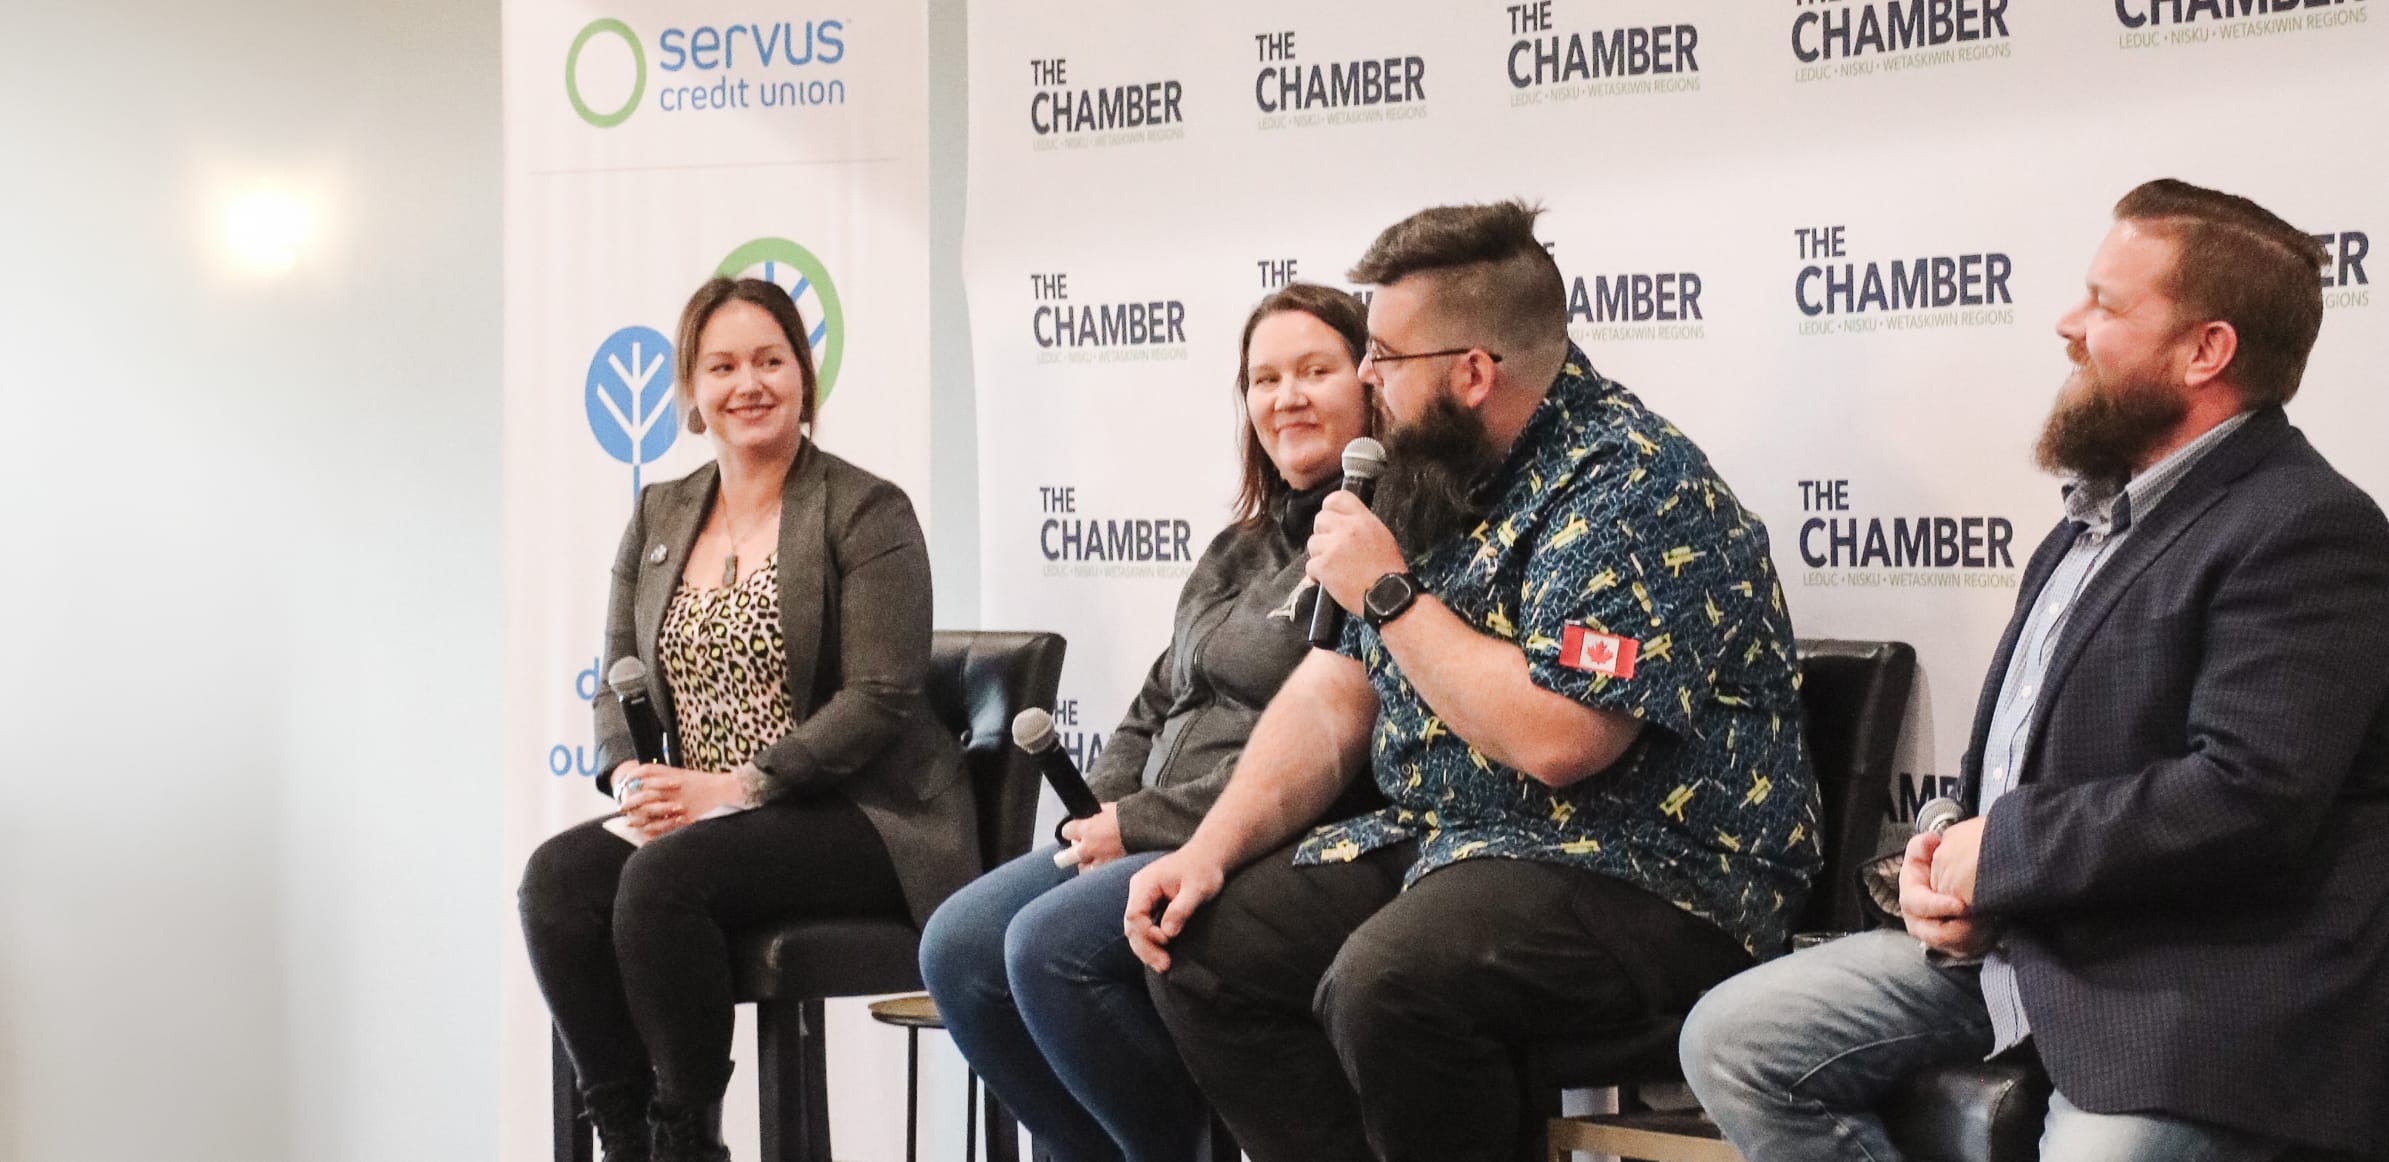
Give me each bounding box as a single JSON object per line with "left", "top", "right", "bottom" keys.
{"left": 1365, "top": 573, "right": 1416, "bottom": 622}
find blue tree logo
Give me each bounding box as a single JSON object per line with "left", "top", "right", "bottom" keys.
{"left": 586, "top": 325, "right": 677, "bottom": 496}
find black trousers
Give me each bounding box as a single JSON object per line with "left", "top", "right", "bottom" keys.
{"left": 1146, "top": 839, "right": 1753, "bottom": 1162}
{"left": 518, "top": 797, "right": 906, "bottom": 1107}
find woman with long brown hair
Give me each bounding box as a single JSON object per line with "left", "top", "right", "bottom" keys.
{"left": 520, "top": 278, "right": 972, "bottom": 1162}
{"left": 920, "top": 284, "right": 1375, "bottom": 1162}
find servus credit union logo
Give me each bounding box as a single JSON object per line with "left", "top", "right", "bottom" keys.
{"left": 564, "top": 15, "right": 850, "bottom": 127}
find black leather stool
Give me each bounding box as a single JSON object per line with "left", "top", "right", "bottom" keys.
{"left": 1540, "top": 640, "right": 2056, "bottom": 1162}
{"left": 1542, "top": 641, "right": 1957, "bottom": 1161}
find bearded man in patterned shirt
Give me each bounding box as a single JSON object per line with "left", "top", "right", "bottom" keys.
{"left": 1123, "top": 200, "right": 1817, "bottom": 1162}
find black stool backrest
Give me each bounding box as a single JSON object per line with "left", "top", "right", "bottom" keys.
{"left": 925, "top": 630, "right": 1069, "bottom": 874}
{"left": 1792, "top": 639, "right": 1917, "bottom": 937}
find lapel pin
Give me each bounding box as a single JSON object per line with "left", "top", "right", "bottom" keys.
{"left": 649, "top": 544, "right": 669, "bottom": 565}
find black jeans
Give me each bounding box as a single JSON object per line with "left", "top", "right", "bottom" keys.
{"left": 518, "top": 796, "right": 906, "bottom": 1107}
{"left": 1145, "top": 839, "right": 1753, "bottom": 1162}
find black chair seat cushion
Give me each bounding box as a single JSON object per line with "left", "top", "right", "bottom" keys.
{"left": 1528, "top": 642, "right": 1916, "bottom": 1103}
{"left": 725, "top": 630, "right": 1069, "bottom": 1009}
{"left": 1881, "top": 1059, "right": 2052, "bottom": 1162}
{"left": 733, "top": 917, "right": 923, "bottom": 1002}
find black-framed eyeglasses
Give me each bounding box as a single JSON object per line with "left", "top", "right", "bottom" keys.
{"left": 1363, "top": 343, "right": 1502, "bottom": 367}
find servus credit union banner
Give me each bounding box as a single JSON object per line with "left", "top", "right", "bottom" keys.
{"left": 501, "top": 2, "right": 935, "bottom": 1158}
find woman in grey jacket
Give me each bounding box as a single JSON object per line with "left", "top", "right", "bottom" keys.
{"left": 520, "top": 278, "right": 970, "bottom": 1162}
{"left": 921, "top": 284, "right": 1374, "bottom": 1162}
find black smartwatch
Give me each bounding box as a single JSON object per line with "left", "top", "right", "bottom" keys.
{"left": 1362, "top": 571, "right": 1424, "bottom": 629}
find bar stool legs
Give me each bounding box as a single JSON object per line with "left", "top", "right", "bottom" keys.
{"left": 893, "top": 1021, "right": 1018, "bottom": 1162}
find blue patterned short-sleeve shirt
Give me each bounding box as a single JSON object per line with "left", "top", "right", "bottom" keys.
{"left": 1294, "top": 347, "right": 1819, "bottom": 956}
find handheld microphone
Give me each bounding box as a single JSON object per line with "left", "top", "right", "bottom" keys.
{"left": 608, "top": 656, "right": 681, "bottom": 768}
{"left": 1915, "top": 797, "right": 1967, "bottom": 836}
{"left": 1013, "top": 707, "right": 1103, "bottom": 867}
{"left": 1306, "top": 437, "right": 1390, "bottom": 649}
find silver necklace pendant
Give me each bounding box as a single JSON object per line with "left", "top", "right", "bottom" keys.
{"left": 722, "top": 552, "right": 740, "bottom": 588}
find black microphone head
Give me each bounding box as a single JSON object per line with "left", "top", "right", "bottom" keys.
{"left": 1915, "top": 797, "right": 1966, "bottom": 835}
{"left": 1012, "top": 707, "right": 1060, "bottom": 754}
{"left": 1341, "top": 437, "right": 1387, "bottom": 485}
{"left": 607, "top": 656, "right": 650, "bottom": 700}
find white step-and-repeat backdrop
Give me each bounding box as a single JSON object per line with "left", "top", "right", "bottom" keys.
{"left": 966, "top": 0, "right": 2384, "bottom": 851}
{"left": 500, "top": 2, "right": 934, "bottom": 1158}
{"left": 499, "top": 1, "right": 2381, "bottom": 1157}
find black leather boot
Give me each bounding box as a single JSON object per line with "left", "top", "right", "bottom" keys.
{"left": 582, "top": 1083, "right": 652, "bottom": 1162}
{"left": 648, "top": 1099, "right": 731, "bottom": 1162}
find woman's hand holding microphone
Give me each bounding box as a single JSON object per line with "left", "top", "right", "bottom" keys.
{"left": 1058, "top": 802, "right": 1128, "bottom": 871}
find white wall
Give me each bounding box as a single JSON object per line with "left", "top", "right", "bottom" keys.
{"left": 923, "top": 1, "right": 994, "bottom": 1150}
{"left": 0, "top": 2, "right": 503, "bottom": 1159}
{"left": 928, "top": 0, "right": 983, "bottom": 631}
{"left": 0, "top": 0, "right": 1002, "bottom": 1155}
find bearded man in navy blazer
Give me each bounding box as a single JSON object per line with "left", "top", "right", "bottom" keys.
{"left": 1682, "top": 179, "right": 2389, "bottom": 1161}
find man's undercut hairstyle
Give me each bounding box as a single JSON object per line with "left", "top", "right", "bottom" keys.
{"left": 2113, "top": 179, "right": 2327, "bottom": 409}
{"left": 1349, "top": 200, "right": 1568, "bottom": 363}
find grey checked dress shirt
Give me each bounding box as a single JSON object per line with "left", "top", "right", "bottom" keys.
{"left": 1974, "top": 411, "right": 2250, "bottom": 1054}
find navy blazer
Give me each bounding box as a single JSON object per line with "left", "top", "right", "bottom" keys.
{"left": 1961, "top": 407, "right": 2389, "bottom": 1152}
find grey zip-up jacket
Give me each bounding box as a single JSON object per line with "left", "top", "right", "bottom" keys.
{"left": 1085, "top": 488, "right": 1327, "bottom": 851}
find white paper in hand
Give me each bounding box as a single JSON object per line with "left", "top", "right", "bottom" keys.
{"left": 602, "top": 803, "right": 750, "bottom": 847}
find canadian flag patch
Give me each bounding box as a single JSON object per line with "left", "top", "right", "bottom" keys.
{"left": 1560, "top": 624, "right": 1639, "bottom": 678}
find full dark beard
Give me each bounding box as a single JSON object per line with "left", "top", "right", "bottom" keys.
{"left": 2034, "top": 352, "right": 2187, "bottom": 481}
{"left": 1373, "top": 389, "right": 1506, "bottom": 558}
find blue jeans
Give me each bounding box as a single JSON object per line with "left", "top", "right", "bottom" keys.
{"left": 1680, "top": 929, "right": 2283, "bottom": 1162}
{"left": 919, "top": 846, "right": 1203, "bottom": 1162}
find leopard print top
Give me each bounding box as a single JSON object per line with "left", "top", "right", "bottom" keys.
{"left": 657, "top": 554, "right": 796, "bottom": 773}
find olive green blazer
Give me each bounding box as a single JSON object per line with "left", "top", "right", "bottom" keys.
{"left": 592, "top": 444, "right": 974, "bottom": 926}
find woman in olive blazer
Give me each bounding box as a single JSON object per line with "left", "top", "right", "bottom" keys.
{"left": 519, "top": 277, "right": 969, "bottom": 1162}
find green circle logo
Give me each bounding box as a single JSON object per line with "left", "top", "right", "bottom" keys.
{"left": 566, "top": 19, "right": 645, "bottom": 128}
{"left": 718, "top": 238, "right": 847, "bottom": 402}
